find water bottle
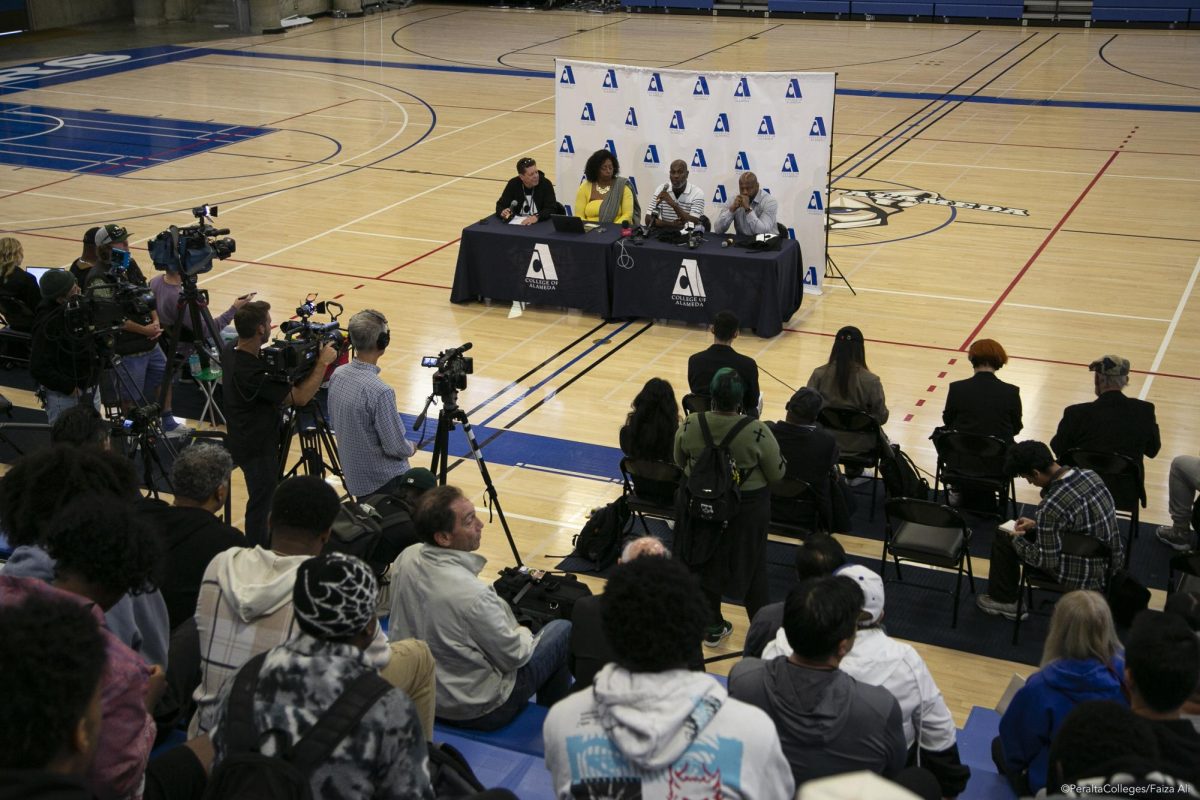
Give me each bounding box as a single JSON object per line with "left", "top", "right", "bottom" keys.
{"left": 187, "top": 352, "right": 201, "bottom": 376}
{"left": 206, "top": 347, "right": 222, "bottom": 379}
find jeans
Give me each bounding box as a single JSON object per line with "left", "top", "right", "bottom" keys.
{"left": 447, "top": 619, "right": 572, "bottom": 731}
{"left": 110, "top": 346, "right": 167, "bottom": 406}
{"left": 43, "top": 387, "right": 100, "bottom": 426}
{"left": 1168, "top": 455, "right": 1200, "bottom": 529}
{"left": 239, "top": 452, "right": 280, "bottom": 548}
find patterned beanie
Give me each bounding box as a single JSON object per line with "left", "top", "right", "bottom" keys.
{"left": 292, "top": 552, "right": 378, "bottom": 640}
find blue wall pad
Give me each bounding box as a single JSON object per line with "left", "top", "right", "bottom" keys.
{"left": 1093, "top": 7, "right": 1188, "bottom": 20}
{"left": 769, "top": 0, "right": 852, "bottom": 11}
{"left": 0, "top": 101, "right": 274, "bottom": 175}
{"left": 935, "top": 3, "right": 1022, "bottom": 16}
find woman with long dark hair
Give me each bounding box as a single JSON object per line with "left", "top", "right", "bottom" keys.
{"left": 806, "top": 325, "right": 888, "bottom": 423}
{"left": 619, "top": 378, "right": 679, "bottom": 462}
{"left": 574, "top": 149, "right": 637, "bottom": 225}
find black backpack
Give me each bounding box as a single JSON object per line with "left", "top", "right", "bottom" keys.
{"left": 571, "top": 496, "right": 631, "bottom": 570}
{"left": 325, "top": 493, "right": 419, "bottom": 579}
{"left": 202, "top": 652, "right": 392, "bottom": 800}
{"left": 879, "top": 444, "right": 931, "bottom": 500}
{"left": 683, "top": 413, "right": 753, "bottom": 526}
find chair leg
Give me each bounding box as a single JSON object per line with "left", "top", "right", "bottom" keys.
{"left": 636, "top": 512, "right": 651, "bottom": 536}
{"left": 965, "top": 550, "right": 977, "bottom": 594}
{"left": 951, "top": 562, "right": 962, "bottom": 628}
{"left": 868, "top": 466, "right": 879, "bottom": 521}
{"left": 879, "top": 542, "right": 889, "bottom": 580}
{"left": 1012, "top": 573, "right": 1026, "bottom": 645}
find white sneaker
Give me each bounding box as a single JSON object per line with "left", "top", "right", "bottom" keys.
{"left": 1156, "top": 525, "right": 1194, "bottom": 552}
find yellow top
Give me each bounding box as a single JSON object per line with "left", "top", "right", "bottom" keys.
{"left": 575, "top": 181, "right": 634, "bottom": 224}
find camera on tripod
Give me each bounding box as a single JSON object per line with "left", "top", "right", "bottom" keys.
{"left": 421, "top": 343, "right": 474, "bottom": 399}
{"left": 111, "top": 402, "right": 162, "bottom": 437}
{"left": 147, "top": 204, "right": 236, "bottom": 278}
{"left": 62, "top": 275, "right": 155, "bottom": 343}
{"left": 261, "top": 294, "right": 350, "bottom": 383}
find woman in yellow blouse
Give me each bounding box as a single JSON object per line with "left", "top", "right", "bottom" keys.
{"left": 574, "top": 149, "right": 637, "bottom": 225}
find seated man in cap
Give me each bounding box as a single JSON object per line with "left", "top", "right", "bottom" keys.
{"left": 767, "top": 387, "right": 851, "bottom": 533}
{"left": 327, "top": 309, "right": 420, "bottom": 499}
{"left": 1050, "top": 354, "right": 1160, "bottom": 498}
{"left": 207, "top": 552, "right": 435, "bottom": 800}
{"left": 29, "top": 269, "right": 101, "bottom": 426}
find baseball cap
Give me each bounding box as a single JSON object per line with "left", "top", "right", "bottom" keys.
{"left": 1088, "top": 355, "right": 1130, "bottom": 378}
{"left": 399, "top": 467, "right": 436, "bottom": 492}
{"left": 93, "top": 224, "right": 130, "bottom": 249}
{"left": 836, "top": 564, "right": 885, "bottom": 625}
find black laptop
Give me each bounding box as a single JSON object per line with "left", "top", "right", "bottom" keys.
{"left": 550, "top": 214, "right": 588, "bottom": 234}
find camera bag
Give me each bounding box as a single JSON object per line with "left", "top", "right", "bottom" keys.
{"left": 325, "top": 494, "right": 419, "bottom": 579}
{"left": 492, "top": 568, "right": 592, "bottom": 633}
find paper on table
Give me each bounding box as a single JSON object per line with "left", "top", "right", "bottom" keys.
{"left": 509, "top": 215, "right": 531, "bottom": 225}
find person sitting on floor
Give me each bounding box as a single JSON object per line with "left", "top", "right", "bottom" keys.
{"left": 544, "top": 555, "right": 794, "bottom": 799}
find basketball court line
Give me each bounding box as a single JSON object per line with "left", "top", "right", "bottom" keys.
{"left": 1139, "top": 253, "right": 1200, "bottom": 401}
{"left": 848, "top": 286, "right": 1173, "bottom": 323}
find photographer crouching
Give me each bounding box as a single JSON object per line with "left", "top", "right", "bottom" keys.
{"left": 30, "top": 270, "right": 99, "bottom": 425}
{"left": 224, "top": 300, "right": 335, "bottom": 547}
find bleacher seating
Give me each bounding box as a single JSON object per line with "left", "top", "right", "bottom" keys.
{"left": 853, "top": 0, "right": 934, "bottom": 15}
{"left": 434, "top": 703, "right": 550, "bottom": 759}
{"left": 1092, "top": 0, "right": 1192, "bottom": 24}
{"left": 935, "top": 0, "right": 1022, "bottom": 19}
{"left": 768, "top": 0, "right": 850, "bottom": 13}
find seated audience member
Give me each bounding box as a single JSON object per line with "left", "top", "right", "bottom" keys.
{"left": 0, "top": 495, "right": 163, "bottom": 800}
{"left": 1124, "top": 610, "right": 1200, "bottom": 787}
{"left": 761, "top": 566, "right": 969, "bottom": 798}
{"left": 687, "top": 309, "right": 761, "bottom": 416}
{"left": 807, "top": 326, "right": 888, "bottom": 460}
{"left": 327, "top": 309, "right": 419, "bottom": 499}
{"left": 574, "top": 148, "right": 636, "bottom": 224}
{"left": 496, "top": 156, "right": 560, "bottom": 224}
{"left": 544, "top": 556, "right": 794, "bottom": 799}
{"left": 569, "top": 537, "right": 704, "bottom": 690}
{"left": 0, "top": 236, "right": 43, "bottom": 322}
{"left": 0, "top": 446, "right": 170, "bottom": 668}
{"left": 1046, "top": 701, "right": 1177, "bottom": 795}
{"left": 50, "top": 405, "right": 111, "bottom": 450}
{"left": 619, "top": 377, "right": 680, "bottom": 504}
{"left": 137, "top": 442, "right": 245, "bottom": 631}
{"left": 675, "top": 368, "right": 786, "bottom": 645}
{"left": 767, "top": 387, "right": 852, "bottom": 532}
{"left": 977, "top": 440, "right": 1121, "bottom": 621}
{"left": 191, "top": 475, "right": 437, "bottom": 740}
{"left": 1158, "top": 454, "right": 1200, "bottom": 552}
{"left": 940, "top": 338, "right": 1022, "bottom": 441}
{"left": 1164, "top": 592, "right": 1200, "bottom": 732}
{"left": 713, "top": 171, "right": 779, "bottom": 237}
{"left": 389, "top": 485, "right": 572, "bottom": 730}
{"left": 1050, "top": 354, "right": 1160, "bottom": 486}
{"left": 0, "top": 593, "right": 107, "bottom": 800}
{"left": 729, "top": 575, "right": 907, "bottom": 788}
{"left": 645, "top": 159, "right": 705, "bottom": 230}
{"left": 994, "top": 591, "right": 1126, "bottom": 796}
{"left": 743, "top": 533, "right": 846, "bottom": 658}
{"left": 208, "top": 553, "right": 434, "bottom": 800}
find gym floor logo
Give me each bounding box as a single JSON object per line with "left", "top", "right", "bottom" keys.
{"left": 672, "top": 259, "right": 706, "bottom": 308}
{"left": 526, "top": 244, "right": 559, "bottom": 291}
{"left": 828, "top": 187, "right": 1028, "bottom": 240}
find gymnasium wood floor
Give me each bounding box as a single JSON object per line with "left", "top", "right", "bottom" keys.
{"left": 2, "top": 7, "right": 1198, "bottom": 725}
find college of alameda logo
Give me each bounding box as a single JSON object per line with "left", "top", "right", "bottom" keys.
{"left": 526, "top": 244, "right": 559, "bottom": 291}
{"left": 671, "top": 259, "right": 706, "bottom": 308}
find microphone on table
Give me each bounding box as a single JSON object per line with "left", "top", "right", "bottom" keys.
{"left": 721, "top": 235, "right": 734, "bottom": 248}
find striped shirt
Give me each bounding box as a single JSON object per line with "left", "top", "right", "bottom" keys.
{"left": 650, "top": 181, "right": 705, "bottom": 225}
{"left": 327, "top": 359, "right": 417, "bottom": 497}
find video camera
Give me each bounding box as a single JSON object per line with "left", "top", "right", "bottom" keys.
{"left": 62, "top": 273, "right": 155, "bottom": 343}
{"left": 110, "top": 403, "right": 162, "bottom": 437}
{"left": 261, "top": 294, "right": 350, "bottom": 383}
{"left": 147, "top": 204, "right": 236, "bottom": 278}
{"left": 421, "top": 342, "right": 473, "bottom": 399}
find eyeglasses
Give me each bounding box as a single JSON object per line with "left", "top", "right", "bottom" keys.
{"left": 517, "top": 158, "right": 536, "bottom": 172}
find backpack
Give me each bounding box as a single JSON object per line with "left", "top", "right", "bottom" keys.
{"left": 570, "top": 496, "right": 630, "bottom": 571}
{"left": 879, "top": 444, "right": 931, "bottom": 500}
{"left": 325, "top": 494, "right": 419, "bottom": 579}
{"left": 683, "top": 413, "right": 754, "bottom": 526}
{"left": 202, "top": 652, "right": 392, "bottom": 800}
{"left": 427, "top": 742, "right": 486, "bottom": 797}
{"left": 492, "top": 568, "right": 593, "bottom": 632}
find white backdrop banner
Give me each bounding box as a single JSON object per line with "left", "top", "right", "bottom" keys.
{"left": 554, "top": 60, "right": 834, "bottom": 294}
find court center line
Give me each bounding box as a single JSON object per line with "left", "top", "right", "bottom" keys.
{"left": 849, "top": 286, "right": 1172, "bottom": 323}
{"left": 959, "top": 149, "right": 1121, "bottom": 350}
{"left": 1139, "top": 253, "right": 1200, "bottom": 401}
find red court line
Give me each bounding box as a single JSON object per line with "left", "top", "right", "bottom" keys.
{"left": 959, "top": 149, "right": 1121, "bottom": 351}
{"left": 374, "top": 237, "right": 460, "bottom": 279}
{"left": 268, "top": 99, "right": 358, "bottom": 126}
{"left": 0, "top": 174, "right": 80, "bottom": 199}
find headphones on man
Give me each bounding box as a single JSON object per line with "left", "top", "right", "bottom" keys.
{"left": 362, "top": 309, "right": 389, "bottom": 351}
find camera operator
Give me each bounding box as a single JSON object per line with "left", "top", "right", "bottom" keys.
{"left": 327, "top": 309, "right": 417, "bottom": 499}
{"left": 30, "top": 270, "right": 101, "bottom": 426}
{"left": 224, "top": 300, "right": 335, "bottom": 547}
{"left": 86, "top": 224, "right": 187, "bottom": 437}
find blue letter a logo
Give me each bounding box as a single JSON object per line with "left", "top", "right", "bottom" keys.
{"left": 559, "top": 65, "right": 575, "bottom": 85}
{"left": 691, "top": 148, "right": 707, "bottom": 169}
{"left": 713, "top": 113, "right": 730, "bottom": 133}
{"left": 647, "top": 73, "right": 663, "bottom": 93}
{"left": 758, "top": 115, "right": 775, "bottom": 136}
{"left": 734, "top": 77, "right": 751, "bottom": 97}
{"left": 734, "top": 151, "right": 750, "bottom": 171}
{"left": 713, "top": 185, "right": 727, "bottom": 204}
{"left": 782, "top": 153, "right": 799, "bottom": 173}
{"left": 580, "top": 102, "right": 595, "bottom": 122}
{"left": 693, "top": 76, "right": 709, "bottom": 95}
{"left": 603, "top": 68, "right": 618, "bottom": 89}
{"left": 810, "top": 116, "right": 827, "bottom": 137}
{"left": 624, "top": 107, "right": 638, "bottom": 127}
{"left": 786, "top": 78, "right": 803, "bottom": 99}
{"left": 808, "top": 191, "right": 825, "bottom": 211}
{"left": 643, "top": 144, "right": 660, "bottom": 165}
{"left": 604, "top": 139, "right": 617, "bottom": 158}
{"left": 669, "top": 110, "right": 685, "bottom": 130}
{"left": 559, "top": 135, "right": 574, "bottom": 154}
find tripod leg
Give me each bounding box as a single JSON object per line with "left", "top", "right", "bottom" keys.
{"left": 456, "top": 414, "right": 523, "bottom": 567}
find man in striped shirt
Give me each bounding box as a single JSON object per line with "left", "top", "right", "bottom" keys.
{"left": 645, "top": 159, "right": 706, "bottom": 231}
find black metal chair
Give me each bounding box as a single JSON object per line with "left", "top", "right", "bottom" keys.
{"left": 881, "top": 498, "right": 975, "bottom": 627}
{"left": 1065, "top": 449, "right": 1143, "bottom": 568}
{"left": 932, "top": 430, "right": 1016, "bottom": 519}
{"left": 0, "top": 292, "right": 34, "bottom": 368}
{"left": 1012, "top": 532, "right": 1113, "bottom": 644}
{"left": 818, "top": 406, "right": 885, "bottom": 519}
{"left": 769, "top": 477, "right": 826, "bottom": 538}
{"left": 1167, "top": 550, "right": 1200, "bottom": 596}
{"left": 619, "top": 457, "right": 683, "bottom": 535}
{"left": 681, "top": 393, "right": 710, "bottom": 415}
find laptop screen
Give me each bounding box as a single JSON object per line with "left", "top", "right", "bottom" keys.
{"left": 25, "top": 267, "right": 49, "bottom": 284}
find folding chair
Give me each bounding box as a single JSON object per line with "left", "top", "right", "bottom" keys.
{"left": 1012, "top": 532, "right": 1112, "bottom": 644}
{"left": 932, "top": 430, "right": 1016, "bottom": 519}
{"left": 818, "top": 406, "right": 885, "bottom": 519}
{"left": 681, "top": 393, "right": 710, "bottom": 415}
{"left": 769, "top": 476, "right": 826, "bottom": 538}
{"left": 1065, "top": 449, "right": 1142, "bottom": 568}
{"left": 619, "top": 457, "right": 682, "bottom": 535}
{"left": 882, "top": 497, "right": 975, "bottom": 627}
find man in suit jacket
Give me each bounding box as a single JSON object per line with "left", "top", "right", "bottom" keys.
{"left": 687, "top": 309, "right": 761, "bottom": 416}
{"left": 767, "top": 387, "right": 850, "bottom": 533}
{"left": 1050, "top": 355, "right": 1160, "bottom": 500}
{"left": 942, "top": 338, "right": 1022, "bottom": 441}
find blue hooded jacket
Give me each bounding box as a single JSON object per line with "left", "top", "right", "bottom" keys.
{"left": 999, "top": 656, "right": 1127, "bottom": 793}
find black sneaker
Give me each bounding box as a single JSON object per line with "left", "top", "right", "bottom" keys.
{"left": 703, "top": 620, "right": 733, "bottom": 648}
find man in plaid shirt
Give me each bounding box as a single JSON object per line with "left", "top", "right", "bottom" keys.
{"left": 978, "top": 440, "right": 1121, "bottom": 621}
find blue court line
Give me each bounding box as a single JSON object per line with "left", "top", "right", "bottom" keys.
{"left": 3, "top": 45, "right": 1199, "bottom": 115}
